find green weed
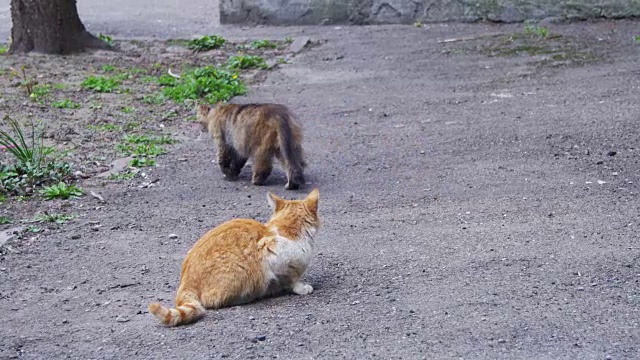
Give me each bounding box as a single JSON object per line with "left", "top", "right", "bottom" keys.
{"left": 36, "top": 212, "right": 74, "bottom": 224}
{"left": 98, "top": 33, "right": 114, "bottom": 46}
{"left": 102, "top": 64, "right": 115, "bottom": 72}
{"left": 81, "top": 75, "right": 121, "bottom": 92}
{"left": 250, "top": 40, "right": 277, "bottom": 49}
{"left": 0, "top": 216, "right": 11, "bottom": 224}
{"left": 39, "top": 182, "right": 84, "bottom": 200}
{"left": 121, "top": 106, "right": 136, "bottom": 114}
{"left": 25, "top": 225, "right": 42, "bottom": 233}
{"left": 226, "top": 55, "right": 268, "bottom": 70}
{"left": 52, "top": 99, "right": 81, "bottom": 109}
{"left": 142, "top": 93, "right": 167, "bottom": 105}
{"left": 635, "top": 35, "right": 640, "bottom": 43}
{"left": 0, "top": 116, "right": 72, "bottom": 196}
{"left": 0, "top": 46, "right": 7, "bottom": 55}
{"left": 122, "top": 134, "right": 177, "bottom": 145}
{"left": 188, "top": 35, "right": 226, "bottom": 52}
{"left": 108, "top": 172, "right": 136, "bottom": 180}
{"left": 160, "top": 66, "right": 245, "bottom": 104}
{"left": 30, "top": 84, "right": 50, "bottom": 101}
{"left": 524, "top": 23, "right": 549, "bottom": 39}
{"left": 284, "top": 37, "right": 294, "bottom": 44}
{"left": 87, "top": 124, "right": 120, "bottom": 132}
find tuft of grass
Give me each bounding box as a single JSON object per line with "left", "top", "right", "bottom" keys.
{"left": 52, "top": 99, "right": 81, "bottom": 109}
{"left": 0, "top": 215, "right": 11, "bottom": 224}
{"left": 524, "top": 23, "right": 550, "bottom": 39}
{"left": 0, "top": 46, "right": 7, "bottom": 55}
{"left": 87, "top": 123, "right": 120, "bottom": 132}
{"left": 53, "top": 83, "right": 66, "bottom": 90}
{"left": 108, "top": 172, "right": 136, "bottom": 181}
{"left": 122, "top": 134, "right": 176, "bottom": 145}
{"left": 39, "top": 182, "right": 84, "bottom": 200}
{"left": 98, "top": 33, "right": 114, "bottom": 46}
{"left": 101, "top": 64, "right": 115, "bottom": 72}
{"left": 25, "top": 225, "right": 42, "bottom": 233}
{"left": 250, "top": 39, "right": 277, "bottom": 49}
{"left": 0, "top": 116, "right": 72, "bottom": 196}
{"left": 36, "top": 212, "right": 74, "bottom": 224}
{"left": 635, "top": 35, "right": 640, "bottom": 43}
{"left": 188, "top": 35, "right": 226, "bottom": 52}
{"left": 121, "top": 106, "right": 136, "bottom": 114}
{"left": 160, "top": 66, "right": 245, "bottom": 104}
{"left": 226, "top": 55, "right": 268, "bottom": 70}
{"left": 81, "top": 75, "right": 121, "bottom": 93}
{"left": 142, "top": 93, "right": 167, "bottom": 105}
{"left": 414, "top": 21, "right": 423, "bottom": 28}
{"left": 284, "top": 37, "right": 294, "bottom": 44}
{"left": 30, "top": 84, "right": 50, "bottom": 101}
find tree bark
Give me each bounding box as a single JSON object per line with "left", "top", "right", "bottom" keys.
{"left": 10, "top": 0, "right": 111, "bottom": 54}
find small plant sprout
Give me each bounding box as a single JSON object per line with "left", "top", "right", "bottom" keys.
{"left": 0, "top": 216, "right": 11, "bottom": 224}
{"left": 36, "top": 212, "right": 74, "bottom": 224}
{"left": 188, "top": 35, "right": 226, "bottom": 52}
{"left": 414, "top": 21, "right": 423, "bottom": 28}
{"left": 250, "top": 40, "right": 277, "bottom": 49}
{"left": 81, "top": 75, "right": 121, "bottom": 93}
{"left": 39, "top": 182, "right": 84, "bottom": 200}
{"left": 98, "top": 33, "right": 114, "bottom": 46}
{"left": 226, "top": 55, "right": 268, "bottom": 70}
{"left": 101, "top": 64, "right": 115, "bottom": 72}
{"left": 52, "top": 99, "right": 81, "bottom": 109}
{"left": 524, "top": 23, "right": 549, "bottom": 39}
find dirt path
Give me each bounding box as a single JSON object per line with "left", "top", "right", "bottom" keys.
{"left": 1, "top": 20, "right": 640, "bottom": 359}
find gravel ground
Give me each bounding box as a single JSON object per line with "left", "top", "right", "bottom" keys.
{"left": 1, "top": 18, "right": 639, "bottom": 360}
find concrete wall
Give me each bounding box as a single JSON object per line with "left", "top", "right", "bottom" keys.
{"left": 220, "top": 0, "right": 640, "bottom": 25}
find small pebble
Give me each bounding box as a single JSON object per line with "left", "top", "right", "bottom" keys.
{"left": 168, "top": 234, "right": 178, "bottom": 239}
{"left": 607, "top": 151, "right": 617, "bottom": 156}
{"left": 71, "top": 234, "right": 81, "bottom": 239}
{"left": 256, "top": 335, "right": 266, "bottom": 341}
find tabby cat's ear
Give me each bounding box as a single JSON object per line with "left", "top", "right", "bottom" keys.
{"left": 198, "top": 103, "right": 211, "bottom": 114}
{"left": 305, "top": 188, "right": 319, "bottom": 215}
{"left": 267, "top": 192, "right": 285, "bottom": 212}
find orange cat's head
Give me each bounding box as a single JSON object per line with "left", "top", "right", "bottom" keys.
{"left": 266, "top": 189, "right": 320, "bottom": 237}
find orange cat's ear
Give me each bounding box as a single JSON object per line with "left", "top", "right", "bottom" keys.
{"left": 267, "top": 192, "right": 285, "bottom": 212}
{"left": 305, "top": 188, "right": 319, "bottom": 214}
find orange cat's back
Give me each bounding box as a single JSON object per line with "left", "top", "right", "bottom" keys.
{"left": 180, "top": 219, "right": 270, "bottom": 305}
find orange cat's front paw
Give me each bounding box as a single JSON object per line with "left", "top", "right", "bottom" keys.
{"left": 293, "top": 282, "right": 313, "bottom": 295}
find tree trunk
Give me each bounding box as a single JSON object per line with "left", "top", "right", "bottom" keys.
{"left": 10, "top": 0, "right": 111, "bottom": 54}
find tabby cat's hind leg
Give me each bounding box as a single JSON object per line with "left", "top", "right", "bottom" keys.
{"left": 252, "top": 154, "right": 273, "bottom": 186}
{"left": 218, "top": 145, "right": 243, "bottom": 181}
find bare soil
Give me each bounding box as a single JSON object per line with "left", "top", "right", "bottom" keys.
{"left": 1, "top": 20, "right": 639, "bottom": 359}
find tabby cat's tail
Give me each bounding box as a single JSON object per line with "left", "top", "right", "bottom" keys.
{"left": 148, "top": 293, "right": 205, "bottom": 327}
{"left": 276, "top": 112, "right": 305, "bottom": 188}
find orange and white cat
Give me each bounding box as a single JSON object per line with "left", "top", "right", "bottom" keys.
{"left": 148, "top": 189, "right": 320, "bottom": 326}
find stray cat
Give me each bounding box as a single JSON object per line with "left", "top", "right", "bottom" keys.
{"left": 197, "top": 103, "right": 306, "bottom": 190}
{"left": 148, "top": 189, "right": 320, "bottom": 327}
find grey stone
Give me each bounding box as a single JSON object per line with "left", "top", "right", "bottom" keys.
{"left": 0, "top": 227, "right": 24, "bottom": 249}
{"left": 289, "top": 36, "right": 311, "bottom": 54}
{"left": 97, "top": 157, "right": 134, "bottom": 178}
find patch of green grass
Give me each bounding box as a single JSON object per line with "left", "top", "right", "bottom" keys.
{"left": 121, "top": 106, "right": 136, "bottom": 114}
{"left": 635, "top": 35, "right": 640, "bottom": 43}
{"left": 108, "top": 172, "right": 136, "bottom": 180}
{"left": 188, "top": 35, "right": 226, "bottom": 52}
{"left": 129, "top": 157, "right": 156, "bottom": 168}
{"left": 101, "top": 64, "right": 116, "bottom": 72}
{"left": 226, "top": 55, "right": 268, "bottom": 70}
{"left": 166, "top": 39, "right": 190, "bottom": 46}
{"left": 122, "top": 134, "right": 177, "bottom": 145}
{"left": 250, "top": 39, "right": 277, "bottom": 49}
{"left": 160, "top": 66, "right": 246, "bottom": 104}
{"left": 414, "top": 21, "right": 423, "bottom": 28}
{"left": 39, "top": 182, "right": 84, "bottom": 200}
{"left": 53, "top": 83, "right": 66, "bottom": 90}
{"left": 87, "top": 123, "right": 120, "bottom": 132}
{"left": 52, "top": 99, "right": 81, "bottom": 109}
{"left": 0, "top": 215, "right": 11, "bottom": 224}
{"left": 156, "top": 74, "right": 177, "bottom": 86}
{"left": 98, "top": 33, "right": 114, "bottom": 46}
{"left": 524, "top": 23, "right": 549, "bottom": 39}
{"left": 284, "top": 37, "right": 294, "bottom": 44}
{"left": 123, "top": 121, "right": 140, "bottom": 131}
{"left": 0, "top": 116, "right": 72, "bottom": 196}
{"left": 29, "top": 84, "right": 50, "bottom": 101}
{"left": 25, "top": 225, "right": 42, "bottom": 233}
{"left": 0, "top": 193, "right": 6, "bottom": 203}
{"left": 36, "top": 213, "right": 74, "bottom": 224}
{"left": 81, "top": 75, "right": 121, "bottom": 93}
{"left": 0, "top": 46, "right": 7, "bottom": 55}
{"left": 142, "top": 93, "right": 167, "bottom": 105}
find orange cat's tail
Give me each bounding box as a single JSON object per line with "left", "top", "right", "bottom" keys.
{"left": 148, "top": 294, "right": 205, "bottom": 327}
